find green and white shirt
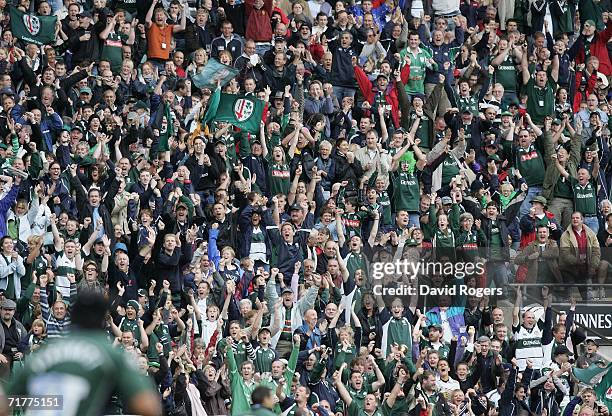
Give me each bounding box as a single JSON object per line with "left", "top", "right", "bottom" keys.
{"left": 8, "top": 331, "right": 156, "bottom": 416}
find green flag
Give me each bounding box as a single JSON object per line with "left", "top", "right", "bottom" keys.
{"left": 594, "top": 363, "right": 612, "bottom": 411}
{"left": 202, "top": 87, "right": 221, "bottom": 125}
{"left": 210, "top": 94, "right": 264, "bottom": 134}
{"left": 573, "top": 362, "right": 610, "bottom": 385}
{"left": 192, "top": 59, "right": 239, "bottom": 90}
{"left": 9, "top": 7, "right": 57, "bottom": 45}
{"left": 157, "top": 103, "right": 174, "bottom": 152}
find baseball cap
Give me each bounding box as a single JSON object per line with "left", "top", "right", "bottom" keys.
{"left": 441, "top": 196, "right": 453, "bottom": 205}
{"left": 80, "top": 10, "right": 92, "bottom": 18}
{"left": 488, "top": 154, "right": 501, "bottom": 162}
{"left": 113, "top": 242, "right": 128, "bottom": 254}
{"left": 585, "top": 338, "right": 600, "bottom": 346}
{"left": 138, "top": 289, "right": 147, "bottom": 297}
{"left": 288, "top": 203, "right": 302, "bottom": 212}
{"left": 281, "top": 287, "right": 293, "bottom": 295}
{"left": 79, "top": 86, "right": 92, "bottom": 95}
{"left": 428, "top": 323, "right": 442, "bottom": 330}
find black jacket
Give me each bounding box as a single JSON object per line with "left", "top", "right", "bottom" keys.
{"left": 69, "top": 172, "right": 120, "bottom": 243}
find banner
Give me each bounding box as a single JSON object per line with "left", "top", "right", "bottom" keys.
{"left": 554, "top": 303, "right": 612, "bottom": 339}
{"left": 211, "top": 94, "right": 264, "bottom": 133}
{"left": 594, "top": 363, "right": 612, "bottom": 411}
{"left": 573, "top": 363, "right": 610, "bottom": 385}
{"left": 9, "top": 7, "right": 57, "bottom": 46}
{"left": 191, "top": 59, "right": 239, "bottom": 90}
{"left": 157, "top": 103, "right": 174, "bottom": 152}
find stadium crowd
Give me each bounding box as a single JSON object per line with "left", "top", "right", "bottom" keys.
{"left": 0, "top": 0, "right": 609, "bottom": 414}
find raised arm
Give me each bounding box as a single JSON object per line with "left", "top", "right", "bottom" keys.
{"left": 512, "top": 286, "right": 522, "bottom": 328}
{"left": 552, "top": 154, "right": 570, "bottom": 179}
{"left": 173, "top": 0, "right": 187, "bottom": 33}
{"left": 145, "top": 0, "right": 158, "bottom": 28}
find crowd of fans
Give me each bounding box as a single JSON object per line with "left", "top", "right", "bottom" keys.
{"left": 0, "top": 0, "right": 608, "bottom": 414}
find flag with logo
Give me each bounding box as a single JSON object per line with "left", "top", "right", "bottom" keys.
{"left": 157, "top": 103, "right": 174, "bottom": 152}
{"left": 9, "top": 6, "right": 57, "bottom": 46}
{"left": 210, "top": 94, "right": 264, "bottom": 133}
{"left": 594, "top": 363, "right": 612, "bottom": 411}
{"left": 191, "top": 59, "right": 239, "bottom": 90}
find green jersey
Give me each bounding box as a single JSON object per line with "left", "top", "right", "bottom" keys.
{"left": 554, "top": 175, "right": 573, "bottom": 199}
{"left": 268, "top": 162, "right": 290, "bottom": 196}
{"left": 348, "top": 399, "right": 383, "bottom": 416}
{"left": 525, "top": 78, "right": 556, "bottom": 125}
{"left": 515, "top": 146, "right": 545, "bottom": 186}
{"left": 570, "top": 177, "right": 597, "bottom": 216}
{"left": 118, "top": 317, "right": 141, "bottom": 344}
{"left": 400, "top": 46, "right": 436, "bottom": 95}
{"left": 342, "top": 211, "right": 368, "bottom": 238}
{"left": 410, "top": 112, "right": 432, "bottom": 149}
{"left": 100, "top": 32, "right": 126, "bottom": 74}
{"left": 377, "top": 190, "right": 392, "bottom": 225}
{"left": 220, "top": 133, "right": 238, "bottom": 163}
{"left": 495, "top": 53, "right": 519, "bottom": 92}
{"left": 345, "top": 251, "right": 367, "bottom": 280}
{"left": 441, "top": 155, "right": 460, "bottom": 186}
{"left": 392, "top": 170, "right": 420, "bottom": 212}
{"left": 227, "top": 345, "right": 259, "bottom": 416}
{"left": 254, "top": 346, "right": 276, "bottom": 374}
{"left": 8, "top": 331, "right": 156, "bottom": 416}
{"left": 382, "top": 397, "right": 409, "bottom": 416}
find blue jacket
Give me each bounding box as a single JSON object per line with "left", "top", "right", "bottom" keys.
{"left": 13, "top": 105, "right": 62, "bottom": 152}
{"left": 422, "top": 26, "right": 465, "bottom": 84}
{"left": 0, "top": 185, "right": 18, "bottom": 238}
{"left": 237, "top": 204, "right": 271, "bottom": 259}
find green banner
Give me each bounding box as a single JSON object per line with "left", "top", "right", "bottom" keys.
{"left": 191, "top": 59, "right": 239, "bottom": 90}
{"left": 212, "top": 94, "right": 264, "bottom": 133}
{"left": 594, "top": 363, "right": 612, "bottom": 411}
{"left": 9, "top": 7, "right": 57, "bottom": 46}
{"left": 157, "top": 103, "right": 174, "bottom": 152}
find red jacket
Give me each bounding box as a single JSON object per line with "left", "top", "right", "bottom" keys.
{"left": 577, "top": 21, "right": 612, "bottom": 75}
{"left": 354, "top": 65, "right": 401, "bottom": 128}
{"left": 572, "top": 71, "right": 598, "bottom": 112}
{"left": 519, "top": 211, "right": 556, "bottom": 249}
{"left": 245, "top": 0, "right": 273, "bottom": 42}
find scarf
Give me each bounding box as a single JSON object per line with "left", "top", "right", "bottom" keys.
{"left": 186, "top": 382, "right": 207, "bottom": 416}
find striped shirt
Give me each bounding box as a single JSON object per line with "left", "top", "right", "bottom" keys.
{"left": 40, "top": 282, "right": 76, "bottom": 339}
